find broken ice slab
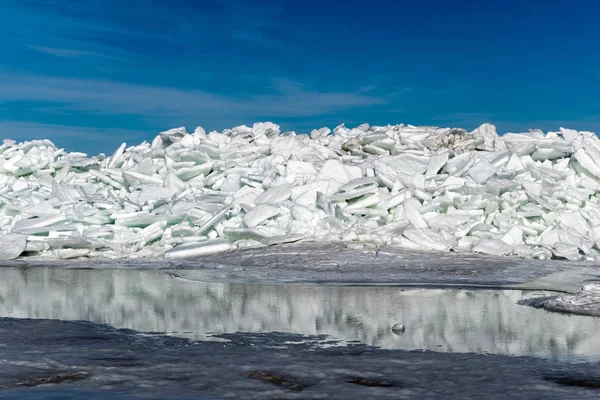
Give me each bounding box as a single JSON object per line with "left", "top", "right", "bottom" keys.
{"left": 472, "top": 239, "right": 512, "bottom": 256}
{"left": 254, "top": 184, "right": 292, "bottom": 205}
{"left": 11, "top": 215, "right": 68, "bottom": 234}
{"left": 243, "top": 205, "right": 279, "bottom": 229}
{"left": 44, "top": 237, "right": 97, "bottom": 250}
{"left": 223, "top": 228, "right": 266, "bottom": 242}
{"left": 426, "top": 152, "right": 449, "bottom": 176}
{"left": 261, "top": 234, "right": 307, "bottom": 246}
{"left": 53, "top": 248, "right": 92, "bottom": 259}
{"left": 292, "top": 180, "right": 342, "bottom": 207}
{"left": 344, "top": 207, "right": 389, "bottom": 217}
{"left": 467, "top": 159, "right": 496, "bottom": 184}
{"left": 338, "top": 177, "right": 379, "bottom": 193}
{"left": 122, "top": 170, "right": 164, "bottom": 186}
{"left": 345, "top": 193, "right": 383, "bottom": 210}
{"left": 112, "top": 212, "right": 181, "bottom": 228}
{"left": 175, "top": 163, "right": 213, "bottom": 181}
{"left": 0, "top": 233, "right": 27, "bottom": 259}
{"left": 164, "top": 240, "right": 231, "bottom": 258}
{"left": 402, "top": 228, "right": 451, "bottom": 251}
{"left": 330, "top": 184, "right": 379, "bottom": 202}
{"left": 315, "top": 160, "right": 362, "bottom": 184}
{"left": 128, "top": 186, "right": 176, "bottom": 207}
{"left": 195, "top": 205, "right": 230, "bottom": 234}
{"left": 89, "top": 170, "right": 124, "bottom": 189}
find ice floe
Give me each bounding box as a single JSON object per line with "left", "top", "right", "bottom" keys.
{"left": 1, "top": 121, "right": 600, "bottom": 261}
{"left": 532, "top": 282, "right": 600, "bottom": 317}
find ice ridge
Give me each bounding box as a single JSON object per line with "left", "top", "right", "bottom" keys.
{"left": 1, "top": 122, "right": 599, "bottom": 261}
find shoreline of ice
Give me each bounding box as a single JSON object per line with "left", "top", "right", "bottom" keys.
{"left": 2, "top": 121, "right": 600, "bottom": 262}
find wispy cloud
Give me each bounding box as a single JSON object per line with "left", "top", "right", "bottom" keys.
{"left": 27, "top": 45, "right": 105, "bottom": 58}
{"left": 0, "top": 73, "right": 387, "bottom": 122}
{"left": 0, "top": 121, "right": 150, "bottom": 153}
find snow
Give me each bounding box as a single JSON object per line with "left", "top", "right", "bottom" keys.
{"left": 1, "top": 121, "right": 600, "bottom": 261}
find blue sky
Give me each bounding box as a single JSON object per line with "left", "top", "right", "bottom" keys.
{"left": 1, "top": 0, "right": 599, "bottom": 154}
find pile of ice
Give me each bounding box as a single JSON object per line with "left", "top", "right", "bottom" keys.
{"left": 1, "top": 121, "right": 600, "bottom": 261}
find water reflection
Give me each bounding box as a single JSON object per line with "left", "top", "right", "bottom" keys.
{"left": 0, "top": 267, "right": 599, "bottom": 361}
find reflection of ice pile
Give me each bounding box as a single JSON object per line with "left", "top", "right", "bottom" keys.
{"left": 2, "top": 122, "right": 600, "bottom": 260}
{"left": 2, "top": 267, "right": 600, "bottom": 360}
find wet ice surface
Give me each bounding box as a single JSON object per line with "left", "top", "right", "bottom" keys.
{"left": 1, "top": 267, "right": 600, "bottom": 362}
{"left": 3, "top": 243, "right": 600, "bottom": 293}
{"left": 1, "top": 246, "right": 600, "bottom": 399}
{"left": 2, "top": 318, "right": 600, "bottom": 399}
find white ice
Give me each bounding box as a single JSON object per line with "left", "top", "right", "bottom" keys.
{"left": 1, "top": 121, "right": 600, "bottom": 261}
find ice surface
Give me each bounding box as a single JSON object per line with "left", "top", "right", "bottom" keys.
{"left": 3, "top": 319, "right": 600, "bottom": 400}
{"left": 2, "top": 122, "right": 600, "bottom": 260}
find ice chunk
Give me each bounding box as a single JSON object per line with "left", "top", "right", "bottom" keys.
{"left": 253, "top": 122, "right": 280, "bottom": 140}
{"left": 471, "top": 123, "right": 506, "bottom": 151}
{"left": 402, "top": 229, "right": 450, "bottom": 251}
{"left": 12, "top": 216, "right": 68, "bottom": 234}
{"left": 445, "top": 152, "right": 476, "bottom": 176}
{"left": 501, "top": 226, "right": 524, "bottom": 247}
{"left": 330, "top": 184, "right": 378, "bottom": 201}
{"left": 262, "top": 234, "right": 306, "bottom": 246}
{"left": 404, "top": 204, "right": 428, "bottom": 229}
{"left": 159, "top": 127, "right": 187, "bottom": 145}
{"left": 243, "top": 205, "right": 279, "bottom": 229}
{"left": 0, "top": 233, "right": 27, "bottom": 259}
{"left": 377, "top": 153, "right": 430, "bottom": 176}
{"left": 223, "top": 228, "right": 265, "bottom": 242}
{"left": 123, "top": 170, "right": 164, "bottom": 186}
{"left": 164, "top": 240, "right": 231, "bottom": 258}
{"left": 54, "top": 248, "right": 92, "bottom": 259}
{"left": 426, "top": 152, "right": 449, "bottom": 176}
{"left": 286, "top": 160, "right": 318, "bottom": 178}
{"left": 338, "top": 177, "right": 378, "bottom": 193}
{"left": 316, "top": 160, "right": 362, "bottom": 184}
{"left": 553, "top": 243, "right": 581, "bottom": 261}
{"left": 472, "top": 239, "right": 511, "bottom": 256}
{"left": 292, "top": 180, "right": 343, "bottom": 207}
{"left": 504, "top": 153, "right": 525, "bottom": 171}
{"left": 467, "top": 159, "right": 496, "bottom": 184}
{"left": 128, "top": 186, "right": 175, "bottom": 206}
{"left": 573, "top": 149, "right": 600, "bottom": 178}
{"left": 164, "top": 172, "right": 186, "bottom": 195}
{"left": 254, "top": 184, "right": 292, "bottom": 205}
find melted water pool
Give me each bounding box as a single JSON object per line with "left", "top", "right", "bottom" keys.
{"left": 0, "top": 267, "right": 599, "bottom": 362}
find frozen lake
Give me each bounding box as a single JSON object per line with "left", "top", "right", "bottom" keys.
{"left": 2, "top": 246, "right": 600, "bottom": 398}
{"left": 1, "top": 258, "right": 600, "bottom": 399}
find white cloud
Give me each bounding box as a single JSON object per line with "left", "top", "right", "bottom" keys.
{"left": 0, "top": 121, "right": 148, "bottom": 142}
{"left": 0, "top": 73, "right": 387, "bottom": 121}
{"left": 27, "top": 45, "right": 104, "bottom": 58}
